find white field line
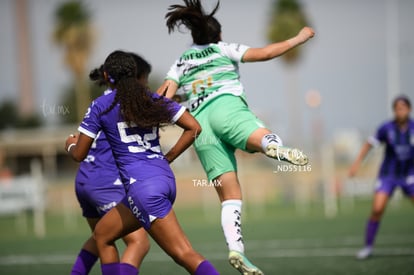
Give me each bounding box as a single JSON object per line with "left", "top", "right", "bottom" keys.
{"left": 194, "top": 235, "right": 414, "bottom": 250}
{"left": 1, "top": 236, "right": 414, "bottom": 266}
{"left": 1, "top": 247, "right": 414, "bottom": 265}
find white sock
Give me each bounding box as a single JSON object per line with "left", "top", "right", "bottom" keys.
{"left": 221, "top": 199, "right": 244, "bottom": 253}
{"left": 261, "top": 133, "right": 283, "bottom": 152}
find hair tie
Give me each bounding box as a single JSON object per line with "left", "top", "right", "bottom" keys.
{"left": 108, "top": 75, "right": 115, "bottom": 84}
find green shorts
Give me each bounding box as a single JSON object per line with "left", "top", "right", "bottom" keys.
{"left": 193, "top": 94, "right": 266, "bottom": 181}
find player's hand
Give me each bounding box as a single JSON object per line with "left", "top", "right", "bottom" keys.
{"left": 296, "top": 26, "right": 315, "bottom": 44}
{"left": 348, "top": 162, "right": 359, "bottom": 178}
{"left": 65, "top": 134, "right": 78, "bottom": 152}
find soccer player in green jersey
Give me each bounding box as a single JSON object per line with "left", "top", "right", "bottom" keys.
{"left": 157, "top": 1, "right": 314, "bottom": 274}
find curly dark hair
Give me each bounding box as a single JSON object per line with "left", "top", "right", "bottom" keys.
{"left": 99, "top": 50, "right": 173, "bottom": 129}
{"left": 166, "top": 0, "right": 221, "bottom": 45}
{"left": 89, "top": 52, "right": 151, "bottom": 87}
{"left": 89, "top": 65, "right": 106, "bottom": 87}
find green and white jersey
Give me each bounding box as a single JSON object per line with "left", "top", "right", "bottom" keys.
{"left": 165, "top": 42, "right": 250, "bottom": 115}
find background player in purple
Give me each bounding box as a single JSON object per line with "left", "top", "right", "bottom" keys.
{"left": 65, "top": 50, "right": 219, "bottom": 275}
{"left": 349, "top": 95, "right": 414, "bottom": 259}
{"left": 70, "top": 53, "right": 152, "bottom": 275}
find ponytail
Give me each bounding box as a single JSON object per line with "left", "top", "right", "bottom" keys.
{"left": 89, "top": 65, "right": 106, "bottom": 86}
{"left": 100, "top": 50, "right": 174, "bottom": 129}
{"left": 166, "top": 0, "right": 221, "bottom": 45}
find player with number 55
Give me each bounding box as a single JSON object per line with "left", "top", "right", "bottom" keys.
{"left": 65, "top": 50, "right": 219, "bottom": 275}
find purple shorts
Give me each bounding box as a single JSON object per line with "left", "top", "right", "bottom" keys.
{"left": 375, "top": 176, "right": 414, "bottom": 197}
{"left": 121, "top": 174, "right": 176, "bottom": 230}
{"left": 75, "top": 178, "right": 125, "bottom": 218}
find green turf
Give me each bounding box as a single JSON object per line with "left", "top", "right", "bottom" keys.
{"left": 0, "top": 199, "right": 413, "bottom": 275}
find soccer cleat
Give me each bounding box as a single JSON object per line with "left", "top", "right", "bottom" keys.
{"left": 228, "top": 251, "right": 264, "bottom": 275}
{"left": 265, "top": 144, "right": 309, "bottom": 166}
{"left": 356, "top": 246, "right": 372, "bottom": 260}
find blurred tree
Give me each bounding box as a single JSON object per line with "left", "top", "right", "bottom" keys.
{"left": 267, "top": 0, "right": 310, "bottom": 144}
{"left": 0, "top": 101, "right": 42, "bottom": 130}
{"left": 0, "top": 101, "right": 18, "bottom": 130}
{"left": 268, "top": 0, "right": 309, "bottom": 63}
{"left": 53, "top": 0, "right": 95, "bottom": 123}
{"left": 60, "top": 83, "right": 105, "bottom": 124}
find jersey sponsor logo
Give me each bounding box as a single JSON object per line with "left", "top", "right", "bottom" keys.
{"left": 189, "top": 91, "right": 210, "bottom": 111}
{"left": 97, "top": 201, "right": 117, "bottom": 214}
{"left": 181, "top": 59, "right": 214, "bottom": 77}
{"left": 128, "top": 196, "right": 147, "bottom": 225}
{"left": 386, "top": 130, "right": 395, "bottom": 143}
{"left": 394, "top": 145, "right": 411, "bottom": 161}
{"left": 180, "top": 47, "right": 218, "bottom": 62}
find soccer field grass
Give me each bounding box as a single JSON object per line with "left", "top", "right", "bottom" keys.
{"left": 0, "top": 199, "right": 413, "bottom": 275}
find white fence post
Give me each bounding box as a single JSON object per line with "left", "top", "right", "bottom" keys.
{"left": 321, "top": 143, "right": 338, "bottom": 218}
{"left": 31, "top": 159, "right": 46, "bottom": 238}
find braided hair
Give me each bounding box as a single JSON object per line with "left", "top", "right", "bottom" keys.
{"left": 98, "top": 50, "right": 173, "bottom": 129}
{"left": 166, "top": 0, "right": 221, "bottom": 45}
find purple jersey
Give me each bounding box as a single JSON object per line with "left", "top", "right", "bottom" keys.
{"left": 368, "top": 119, "right": 414, "bottom": 178}
{"left": 75, "top": 130, "right": 119, "bottom": 184}
{"left": 78, "top": 90, "right": 185, "bottom": 186}
{"left": 75, "top": 90, "right": 124, "bottom": 218}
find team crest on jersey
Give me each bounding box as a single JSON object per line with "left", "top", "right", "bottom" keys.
{"left": 386, "top": 130, "right": 395, "bottom": 144}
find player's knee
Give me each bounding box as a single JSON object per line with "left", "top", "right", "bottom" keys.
{"left": 370, "top": 208, "right": 384, "bottom": 220}
{"left": 141, "top": 236, "right": 151, "bottom": 254}
{"left": 93, "top": 227, "right": 112, "bottom": 246}
{"left": 92, "top": 229, "right": 102, "bottom": 244}
{"left": 171, "top": 248, "right": 197, "bottom": 266}
{"left": 124, "top": 234, "right": 151, "bottom": 254}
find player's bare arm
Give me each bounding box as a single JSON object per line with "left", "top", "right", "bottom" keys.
{"left": 65, "top": 133, "right": 94, "bottom": 162}
{"left": 157, "top": 79, "right": 179, "bottom": 99}
{"left": 242, "top": 26, "right": 315, "bottom": 62}
{"left": 348, "top": 142, "right": 373, "bottom": 177}
{"left": 164, "top": 111, "right": 202, "bottom": 163}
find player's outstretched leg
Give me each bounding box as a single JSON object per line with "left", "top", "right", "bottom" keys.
{"left": 215, "top": 172, "right": 264, "bottom": 275}
{"left": 263, "top": 134, "right": 308, "bottom": 165}
{"left": 356, "top": 191, "right": 389, "bottom": 260}
{"left": 228, "top": 250, "right": 264, "bottom": 275}
{"left": 356, "top": 219, "right": 379, "bottom": 260}
{"left": 247, "top": 128, "right": 308, "bottom": 166}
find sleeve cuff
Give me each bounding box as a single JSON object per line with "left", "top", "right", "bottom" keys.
{"left": 367, "top": 136, "right": 380, "bottom": 147}
{"left": 78, "top": 126, "right": 97, "bottom": 139}
{"left": 165, "top": 77, "right": 179, "bottom": 85}
{"left": 240, "top": 47, "right": 251, "bottom": 63}
{"left": 171, "top": 106, "right": 186, "bottom": 123}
